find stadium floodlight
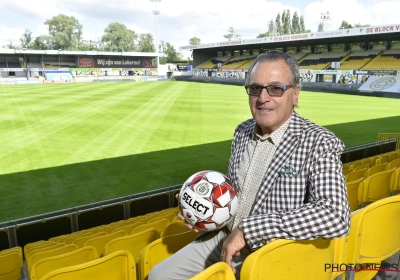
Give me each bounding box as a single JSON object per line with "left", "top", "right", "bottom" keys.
{"left": 151, "top": 0, "right": 161, "bottom": 70}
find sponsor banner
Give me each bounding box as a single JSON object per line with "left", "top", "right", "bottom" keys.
{"left": 44, "top": 80, "right": 72, "bottom": 83}
{"left": 78, "top": 56, "right": 155, "bottom": 68}
{"left": 0, "top": 68, "right": 27, "bottom": 72}
{"left": 9, "top": 80, "right": 40, "bottom": 85}
{"left": 221, "top": 68, "right": 244, "bottom": 72}
{"left": 358, "top": 75, "right": 400, "bottom": 93}
{"left": 367, "top": 70, "right": 397, "bottom": 76}
{"left": 300, "top": 69, "right": 315, "bottom": 82}
{"left": 338, "top": 73, "right": 357, "bottom": 84}
{"left": 211, "top": 70, "right": 245, "bottom": 79}
{"left": 180, "top": 23, "right": 400, "bottom": 50}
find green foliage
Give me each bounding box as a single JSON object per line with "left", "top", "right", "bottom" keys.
{"left": 137, "top": 33, "right": 155, "bottom": 52}
{"left": 223, "top": 27, "right": 240, "bottom": 41}
{"left": 291, "top": 11, "right": 300, "bottom": 34}
{"left": 300, "top": 15, "right": 306, "bottom": 33}
{"left": 189, "top": 37, "right": 201, "bottom": 45}
{"left": 20, "top": 29, "right": 33, "bottom": 49}
{"left": 102, "top": 22, "right": 138, "bottom": 52}
{"left": 44, "top": 14, "right": 83, "bottom": 50}
{"left": 318, "top": 22, "right": 324, "bottom": 32}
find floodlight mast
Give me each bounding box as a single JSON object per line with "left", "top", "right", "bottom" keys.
{"left": 150, "top": 0, "right": 161, "bottom": 71}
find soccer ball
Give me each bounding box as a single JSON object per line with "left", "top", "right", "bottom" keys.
{"left": 178, "top": 170, "right": 238, "bottom": 231}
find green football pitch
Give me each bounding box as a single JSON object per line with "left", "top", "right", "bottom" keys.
{"left": 0, "top": 81, "right": 399, "bottom": 222}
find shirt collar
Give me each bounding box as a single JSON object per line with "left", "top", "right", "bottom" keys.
{"left": 253, "top": 115, "right": 292, "bottom": 145}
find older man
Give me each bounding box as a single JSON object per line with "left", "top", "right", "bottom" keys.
{"left": 149, "top": 50, "right": 350, "bottom": 280}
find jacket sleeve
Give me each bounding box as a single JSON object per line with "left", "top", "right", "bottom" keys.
{"left": 241, "top": 134, "right": 351, "bottom": 251}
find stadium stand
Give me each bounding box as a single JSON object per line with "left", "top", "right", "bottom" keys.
{"left": 220, "top": 55, "right": 256, "bottom": 69}
{"left": 132, "top": 219, "right": 169, "bottom": 235}
{"left": 84, "top": 230, "right": 127, "bottom": 257}
{"left": 160, "top": 220, "right": 189, "bottom": 237}
{"left": 299, "top": 51, "right": 349, "bottom": 69}
{"left": 346, "top": 178, "right": 364, "bottom": 211}
{"left": 337, "top": 49, "right": 382, "bottom": 70}
{"left": 196, "top": 56, "right": 232, "bottom": 69}
{"left": 362, "top": 49, "right": 400, "bottom": 70}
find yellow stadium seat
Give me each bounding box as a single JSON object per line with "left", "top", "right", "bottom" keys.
{"left": 160, "top": 220, "right": 190, "bottom": 237}
{"left": 24, "top": 241, "right": 55, "bottom": 257}
{"left": 346, "top": 178, "right": 364, "bottom": 211}
{"left": 346, "top": 168, "right": 368, "bottom": 182}
{"left": 84, "top": 230, "right": 127, "bottom": 257}
{"left": 105, "top": 228, "right": 159, "bottom": 280}
{"left": 0, "top": 251, "right": 23, "bottom": 280}
{"left": 353, "top": 164, "right": 369, "bottom": 171}
{"left": 112, "top": 221, "right": 142, "bottom": 234}
{"left": 189, "top": 262, "right": 235, "bottom": 280}
{"left": 358, "top": 168, "right": 396, "bottom": 208}
{"left": 386, "top": 158, "right": 400, "bottom": 170}
{"left": 139, "top": 230, "right": 200, "bottom": 280}
{"left": 391, "top": 167, "right": 400, "bottom": 195}
{"left": 0, "top": 246, "right": 22, "bottom": 256}
{"left": 240, "top": 238, "right": 341, "bottom": 280}
{"left": 73, "top": 231, "right": 107, "bottom": 248}
{"left": 39, "top": 250, "right": 136, "bottom": 280}
{"left": 27, "top": 244, "right": 78, "bottom": 277}
{"left": 26, "top": 243, "right": 66, "bottom": 260}
{"left": 364, "top": 163, "right": 387, "bottom": 178}
{"left": 132, "top": 219, "right": 169, "bottom": 235}
{"left": 345, "top": 196, "right": 400, "bottom": 280}
{"left": 30, "top": 246, "right": 98, "bottom": 280}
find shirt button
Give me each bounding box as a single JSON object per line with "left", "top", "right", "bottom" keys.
{"left": 261, "top": 239, "right": 267, "bottom": 245}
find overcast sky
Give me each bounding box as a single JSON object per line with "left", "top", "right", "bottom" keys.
{"left": 1, "top": 0, "right": 399, "bottom": 58}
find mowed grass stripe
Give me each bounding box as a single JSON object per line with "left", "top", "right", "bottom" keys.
{"left": 0, "top": 82, "right": 400, "bottom": 222}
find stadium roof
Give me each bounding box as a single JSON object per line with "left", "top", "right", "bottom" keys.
{"left": 180, "top": 23, "right": 400, "bottom": 53}
{"left": 0, "top": 49, "right": 157, "bottom": 57}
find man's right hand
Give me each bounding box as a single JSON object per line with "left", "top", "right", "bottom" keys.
{"left": 175, "top": 193, "right": 200, "bottom": 233}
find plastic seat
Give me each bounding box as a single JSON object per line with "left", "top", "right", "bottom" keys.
{"left": 386, "top": 158, "right": 400, "bottom": 170}
{"left": 112, "top": 222, "right": 142, "bottom": 235}
{"left": 364, "top": 163, "right": 387, "bottom": 178}
{"left": 139, "top": 230, "right": 200, "bottom": 280}
{"left": 0, "top": 251, "right": 23, "bottom": 280}
{"left": 132, "top": 219, "right": 169, "bottom": 235}
{"left": 84, "top": 230, "right": 126, "bottom": 257}
{"left": 345, "top": 196, "right": 400, "bottom": 280}
{"left": 26, "top": 243, "right": 66, "bottom": 261}
{"left": 240, "top": 238, "right": 341, "bottom": 280}
{"left": 189, "top": 262, "right": 236, "bottom": 280}
{"left": 345, "top": 168, "right": 368, "bottom": 182}
{"left": 346, "top": 178, "right": 364, "bottom": 211}
{"left": 73, "top": 231, "right": 107, "bottom": 248}
{"left": 30, "top": 246, "right": 98, "bottom": 280}
{"left": 40, "top": 250, "right": 136, "bottom": 280}
{"left": 391, "top": 167, "right": 400, "bottom": 195}
{"left": 27, "top": 244, "right": 78, "bottom": 277}
{"left": 105, "top": 228, "right": 159, "bottom": 280}
{"left": 160, "top": 220, "right": 189, "bottom": 237}
{"left": 358, "top": 168, "right": 395, "bottom": 208}
{"left": 0, "top": 246, "right": 22, "bottom": 256}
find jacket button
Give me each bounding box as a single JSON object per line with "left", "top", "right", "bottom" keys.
{"left": 261, "top": 239, "right": 267, "bottom": 245}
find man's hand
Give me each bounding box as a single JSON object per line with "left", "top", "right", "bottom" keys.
{"left": 175, "top": 193, "right": 200, "bottom": 233}
{"left": 221, "top": 226, "right": 246, "bottom": 274}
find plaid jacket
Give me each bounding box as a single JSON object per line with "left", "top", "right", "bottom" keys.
{"left": 228, "top": 111, "right": 351, "bottom": 251}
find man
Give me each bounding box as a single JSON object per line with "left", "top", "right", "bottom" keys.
{"left": 149, "top": 50, "right": 351, "bottom": 280}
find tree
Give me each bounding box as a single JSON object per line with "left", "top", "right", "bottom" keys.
{"left": 101, "top": 22, "right": 138, "bottom": 52}
{"left": 189, "top": 37, "right": 201, "bottom": 45}
{"left": 355, "top": 23, "right": 370, "bottom": 28}
{"left": 268, "top": 20, "right": 275, "bottom": 36}
{"left": 340, "top": 20, "right": 352, "bottom": 29}
{"left": 137, "top": 33, "right": 155, "bottom": 52}
{"left": 300, "top": 15, "right": 306, "bottom": 33}
{"left": 275, "top": 13, "right": 282, "bottom": 36}
{"left": 30, "top": 35, "right": 51, "bottom": 50}
{"left": 223, "top": 27, "right": 240, "bottom": 41}
{"left": 256, "top": 32, "right": 268, "bottom": 38}
{"left": 291, "top": 11, "right": 300, "bottom": 34}
{"left": 284, "top": 9, "right": 291, "bottom": 35}
{"left": 20, "top": 29, "right": 33, "bottom": 49}
{"left": 164, "top": 42, "right": 180, "bottom": 63}
{"left": 2, "top": 42, "right": 17, "bottom": 49}
{"left": 281, "top": 10, "right": 286, "bottom": 34}
{"left": 44, "top": 14, "right": 82, "bottom": 50}
{"left": 318, "top": 22, "right": 324, "bottom": 32}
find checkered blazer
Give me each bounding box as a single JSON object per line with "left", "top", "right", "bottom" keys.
{"left": 228, "top": 111, "right": 351, "bottom": 251}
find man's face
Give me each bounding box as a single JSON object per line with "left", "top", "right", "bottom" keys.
{"left": 248, "top": 59, "right": 299, "bottom": 136}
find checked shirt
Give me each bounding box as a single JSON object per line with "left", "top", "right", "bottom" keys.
{"left": 227, "top": 111, "right": 351, "bottom": 251}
